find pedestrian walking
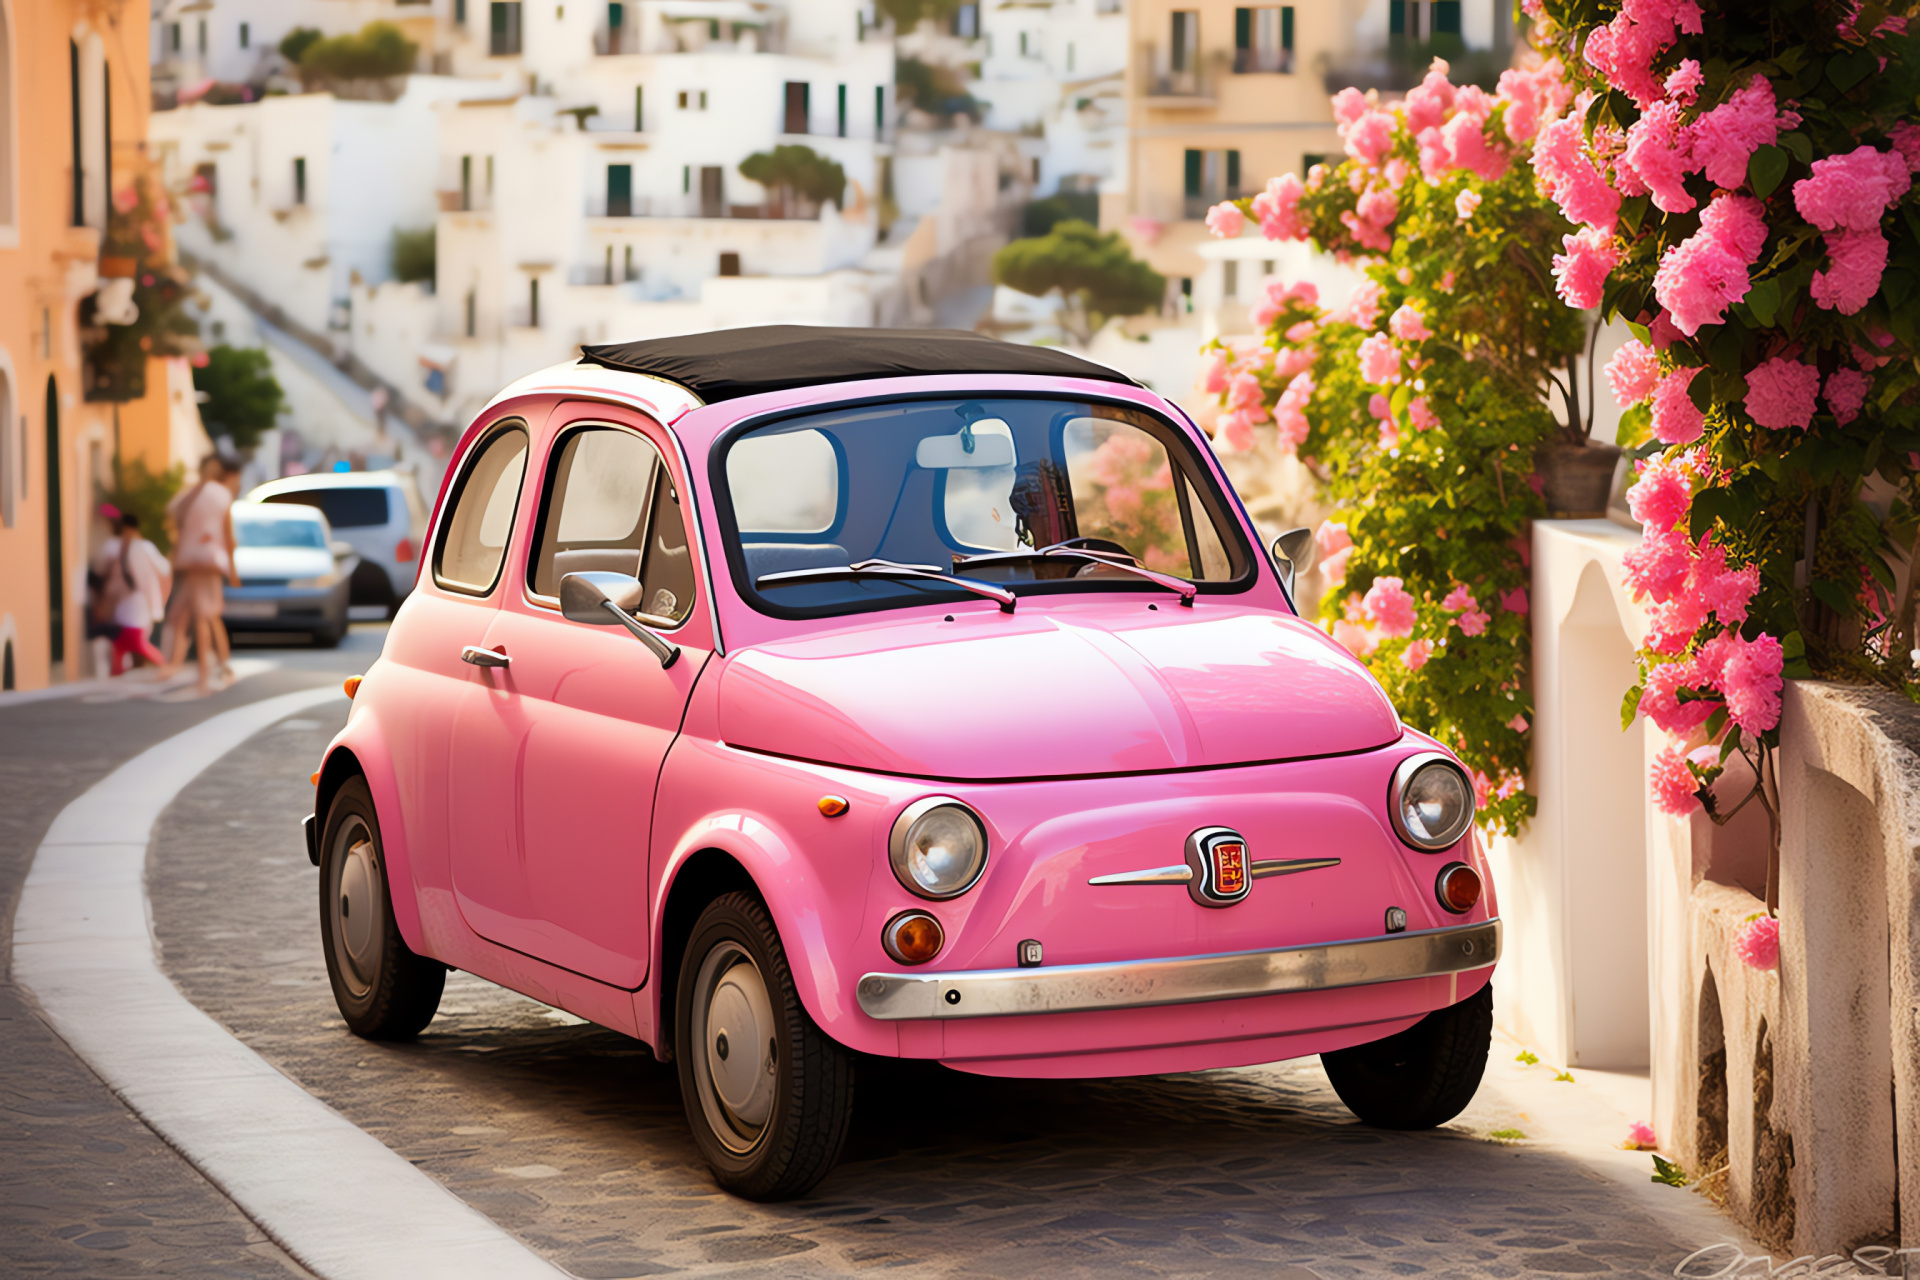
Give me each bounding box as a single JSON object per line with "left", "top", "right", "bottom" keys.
{"left": 167, "top": 453, "right": 242, "bottom": 695}
{"left": 95, "top": 512, "right": 171, "bottom": 675}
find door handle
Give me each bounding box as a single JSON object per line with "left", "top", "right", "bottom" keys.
{"left": 460, "top": 644, "right": 510, "bottom": 668}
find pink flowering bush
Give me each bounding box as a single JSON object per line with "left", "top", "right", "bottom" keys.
{"left": 1536, "top": 0, "right": 1920, "bottom": 918}
{"left": 1735, "top": 915, "right": 1781, "bottom": 970}
{"left": 1198, "top": 57, "right": 1592, "bottom": 833}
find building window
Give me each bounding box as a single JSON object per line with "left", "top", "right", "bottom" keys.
{"left": 486, "top": 155, "right": 495, "bottom": 194}
{"left": 1019, "top": 31, "right": 1028, "bottom": 56}
{"left": 240, "top": 22, "right": 250, "bottom": 48}
{"left": 1169, "top": 11, "right": 1198, "bottom": 74}
{"left": 875, "top": 85, "right": 885, "bottom": 137}
{"left": 783, "top": 81, "right": 808, "bottom": 134}
{"left": 606, "top": 163, "right": 632, "bottom": 216}
{"left": 634, "top": 84, "right": 643, "bottom": 130}
{"left": 465, "top": 288, "right": 476, "bottom": 336}
{"left": 623, "top": 244, "right": 635, "bottom": 281}
{"left": 197, "top": 19, "right": 207, "bottom": 53}
{"left": 293, "top": 157, "right": 307, "bottom": 204}
{"left": 168, "top": 22, "right": 180, "bottom": 52}
{"left": 1223, "top": 260, "right": 1239, "bottom": 298}
{"left": 1234, "top": 7, "right": 1293, "bottom": 72}
{"left": 460, "top": 155, "right": 472, "bottom": 209}
{"left": 1182, "top": 148, "right": 1240, "bottom": 218}
{"left": 954, "top": 3, "right": 978, "bottom": 37}
{"left": 718, "top": 251, "right": 740, "bottom": 276}
{"left": 528, "top": 275, "right": 540, "bottom": 327}
{"left": 490, "top": 2, "right": 524, "bottom": 56}
{"left": 1432, "top": 1, "right": 1462, "bottom": 34}
{"left": 681, "top": 163, "right": 690, "bottom": 194}
{"left": 836, "top": 83, "right": 847, "bottom": 137}
{"left": 455, "top": 0, "right": 467, "bottom": 24}
{"left": 1067, "top": 41, "right": 1075, "bottom": 72}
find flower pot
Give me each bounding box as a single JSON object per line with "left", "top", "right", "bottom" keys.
{"left": 1536, "top": 441, "right": 1623, "bottom": 518}
{"left": 98, "top": 255, "right": 138, "bottom": 279}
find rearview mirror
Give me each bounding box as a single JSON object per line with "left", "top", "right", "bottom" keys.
{"left": 560, "top": 571, "right": 680, "bottom": 668}
{"left": 1270, "top": 527, "right": 1314, "bottom": 594}
{"left": 915, "top": 427, "right": 1015, "bottom": 469}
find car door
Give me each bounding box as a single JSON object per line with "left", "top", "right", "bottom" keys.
{"left": 457, "top": 409, "right": 711, "bottom": 988}
{"left": 376, "top": 420, "right": 529, "bottom": 935}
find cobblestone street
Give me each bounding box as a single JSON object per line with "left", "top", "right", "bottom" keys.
{"left": 90, "top": 682, "right": 1755, "bottom": 1279}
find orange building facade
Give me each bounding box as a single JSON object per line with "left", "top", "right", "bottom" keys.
{"left": 0, "top": 0, "right": 184, "bottom": 690}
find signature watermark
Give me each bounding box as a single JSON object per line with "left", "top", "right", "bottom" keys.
{"left": 1677, "top": 1245, "right": 1920, "bottom": 1277}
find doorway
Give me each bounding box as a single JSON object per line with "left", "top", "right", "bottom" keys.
{"left": 699, "top": 166, "right": 723, "bottom": 218}
{"left": 44, "top": 376, "right": 62, "bottom": 667}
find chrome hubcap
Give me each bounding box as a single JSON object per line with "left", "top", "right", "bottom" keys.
{"left": 691, "top": 943, "right": 777, "bottom": 1153}
{"left": 330, "top": 822, "right": 383, "bottom": 998}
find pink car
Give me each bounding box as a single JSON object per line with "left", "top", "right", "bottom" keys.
{"left": 307, "top": 327, "right": 1500, "bottom": 1200}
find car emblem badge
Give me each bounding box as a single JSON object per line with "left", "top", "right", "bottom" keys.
{"left": 1184, "top": 827, "right": 1252, "bottom": 908}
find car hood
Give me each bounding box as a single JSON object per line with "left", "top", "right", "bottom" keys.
{"left": 715, "top": 607, "right": 1401, "bottom": 780}
{"left": 234, "top": 546, "right": 334, "bottom": 582}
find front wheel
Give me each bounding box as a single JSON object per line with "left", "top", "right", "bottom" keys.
{"left": 674, "top": 892, "right": 853, "bottom": 1200}
{"left": 1321, "top": 981, "right": 1492, "bottom": 1129}
{"left": 318, "top": 776, "right": 444, "bottom": 1038}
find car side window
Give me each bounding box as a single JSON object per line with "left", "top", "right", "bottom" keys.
{"left": 434, "top": 426, "right": 529, "bottom": 596}
{"left": 530, "top": 425, "right": 696, "bottom": 625}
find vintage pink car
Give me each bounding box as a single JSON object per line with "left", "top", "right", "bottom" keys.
{"left": 307, "top": 327, "right": 1500, "bottom": 1199}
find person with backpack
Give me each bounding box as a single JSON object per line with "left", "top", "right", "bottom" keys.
{"left": 92, "top": 511, "right": 172, "bottom": 676}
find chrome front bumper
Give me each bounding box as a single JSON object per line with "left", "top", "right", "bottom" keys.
{"left": 856, "top": 918, "right": 1500, "bottom": 1021}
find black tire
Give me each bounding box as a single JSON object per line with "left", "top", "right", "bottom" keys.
{"left": 674, "top": 891, "right": 854, "bottom": 1200}
{"left": 1321, "top": 981, "right": 1493, "bottom": 1129}
{"left": 318, "top": 776, "right": 444, "bottom": 1038}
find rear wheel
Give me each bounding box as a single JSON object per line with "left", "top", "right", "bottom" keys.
{"left": 674, "top": 892, "right": 853, "bottom": 1200}
{"left": 1321, "top": 981, "right": 1492, "bottom": 1129}
{"left": 318, "top": 777, "right": 444, "bottom": 1038}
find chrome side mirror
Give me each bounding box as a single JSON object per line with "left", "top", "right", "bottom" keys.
{"left": 1270, "top": 527, "right": 1314, "bottom": 594}
{"left": 559, "top": 571, "right": 680, "bottom": 668}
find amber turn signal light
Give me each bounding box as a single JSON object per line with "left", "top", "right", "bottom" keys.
{"left": 310, "top": 771, "right": 321, "bottom": 785}
{"left": 882, "top": 911, "right": 943, "bottom": 965}
{"left": 1435, "top": 862, "right": 1482, "bottom": 914}
{"left": 344, "top": 675, "right": 363, "bottom": 699}
{"left": 817, "top": 795, "right": 849, "bottom": 817}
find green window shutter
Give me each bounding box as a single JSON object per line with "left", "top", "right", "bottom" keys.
{"left": 635, "top": 84, "right": 643, "bottom": 130}
{"left": 1184, "top": 149, "right": 1202, "bottom": 197}
{"left": 1433, "top": 0, "right": 1461, "bottom": 32}
{"left": 1281, "top": 7, "right": 1294, "bottom": 50}
{"left": 608, "top": 1, "right": 623, "bottom": 27}
{"left": 1234, "top": 8, "right": 1250, "bottom": 48}
{"left": 1388, "top": 0, "right": 1405, "bottom": 35}
{"left": 1226, "top": 150, "right": 1241, "bottom": 193}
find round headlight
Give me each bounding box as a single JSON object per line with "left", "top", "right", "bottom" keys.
{"left": 889, "top": 798, "right": 988, "bottom": 899}
{"left": 1389, "top": 753, "right": 1475, "bottom": 851}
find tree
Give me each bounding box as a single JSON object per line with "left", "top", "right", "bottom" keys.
{"left": 391, "top": 225, "right": 435, "bottom": 284}
{"left": 1021, "top": 190, "right": 1100, "bottom": 238}
{"left": 297, "top": 21, "right": 417, "bottom": 85}
{"left": 991, "top": 220, "right": 1165, "bottom": 345}
{"left": 738, "top": 145, "right": 847, "bottom": 215}
{"left": 894, "top": 55, "right": 981, "bottom": 121}
{"left": 193, "top": 346, "right": 285, "bottom": 452}
{"left": 279, "top": 27, "right": 322, "bottom": 65}
{"left": 876, "top": 0, "right": 962, "bottom": 30}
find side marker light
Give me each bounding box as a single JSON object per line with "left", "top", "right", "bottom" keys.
{"left": 344, "top": 675, "right": 362, "bottom": 699}
{"left": 817, "top": 795, "right": 849, "bottom": 817}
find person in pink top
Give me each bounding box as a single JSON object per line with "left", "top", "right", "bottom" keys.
{"left": 167, "top": 453, "right": 241, "bottom": 694}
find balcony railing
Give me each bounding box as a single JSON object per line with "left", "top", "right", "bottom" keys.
{"left": 567, "top": 263, "right": 642, "bottom": 286}
{"left": 1138, "top": 45, "right": 1225, "bottom": 101}
{"left": 584, "top": 194, "right": 821, "bottom": 220}
{"left": 437, "top": 189, "right": 494, "bottom": 213}
{"left": 1233, "top": 47, "right": 1294, "bottom": 74}
{"left": 1182, "top": 191, "right": 1245, "bottom": 220}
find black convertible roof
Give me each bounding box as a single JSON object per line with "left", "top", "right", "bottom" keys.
{"left": 577, "top": 325, "right": 1138, "bottom": 403}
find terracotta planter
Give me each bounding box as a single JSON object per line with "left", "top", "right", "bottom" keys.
{"left": 98, "top": 255, "right": 138, "bottom": 279}
{"left": 1536, "top": 441, "right": 1622, "bottom": 518}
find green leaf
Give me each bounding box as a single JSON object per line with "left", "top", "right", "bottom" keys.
{"left": 1829, "top": 48, "right": 1876, "bottom": 92}
{"left": 1704, "top": 706, "right": 1729, "bottom": 740}
{"left": 1708, "top": 324, "right": 1747, "bottom": 373}
{"left": 1721, "top": 725, "right": 1744, "bottom": 760}
{"left": 1621, "top": 684, "right": 1643, "bottom": 731}
{"left": 1887, "top": 269, "right": 1917, "bottom": 311}
{"left": 1390, "top": 383, "right": 1413, "bottom": 415}
{"left": 1746, "top": 277, "right": 1782, "bottom": 327}
{"left": 1625, "top": 319, "right": 1651, "bottom": 344}
{"left": 1652, "top": 1155, "right": 1690, "bottom": 1187}
{"left": 1619, "top": 194, "right": 1650, "bottom": 235}
{"left": 1747, "top": 145, "right": 1790, "bottom": 199}
{"left": 1779, "top": 131, "right": 1814, "bottom": 165}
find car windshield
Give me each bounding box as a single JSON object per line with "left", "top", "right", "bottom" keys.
{"left": 235, "top": 517, "right": 329, "bottom": 549}
{"left": 718, "top": 396, "right": 1252, "bottom": 617}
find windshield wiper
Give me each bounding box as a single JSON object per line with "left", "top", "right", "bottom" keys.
{"left": 754, "top": 558, "right": 1018, "bottom": 613}
{"left": 953, "top": 542, "right": 1198, "bottom": 607}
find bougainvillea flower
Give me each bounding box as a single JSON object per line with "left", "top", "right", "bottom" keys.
{"left": 1717, "top": 632, "right": 1784, "bottom": 732}
{"left": 1824, "top": 367, "right": 1872, "bottom": 424}
{"left": 1649, "top": 367, "right": 1705, "bottom": 443}
{"left": 1639, "top": 657, "right": 1719, "bottom": 734}
{"left": 1252, "top": 173, "right": 1310, "bottom": 241}
{"left": 1626, "top": 454, "right": 1692, "bottom": 530}
{"left": 1409, "top": 397, "right": 1440, "bottom": 430}
{"left": 1389, "top": 305, "right": 1433, "bottom": 341}
{"left": 1743, "top": 356, "right": 1821, "bottom": 429}
{"left": 1533, "top": 116, "right": 1622, "bottom": 231}
{"left": 1663, "top": 59, "right": 1702, "bottom": 105}
{"left": 1605, "top": 339, "right": 1661, "bottom": 406}
{"left": 1205, "top": 202, "right": 1246, "bottom": 238}
{"left": 1331, "top": 86, "right": 1369, "bottom": 127}
{"left": 1793, "top": 144, "right": 1912, "bottom": 232}
{"left": 1344, "top": 109, "right": 1399, "bottom": 167}
{"left": 1358, "top": 332, "right": 1402, "bottom": 384}
{"left": 1362, "top": 576, "right": 1418, "bottom": 636}
{"left": 1734, "top": 915, "right": 1780, "bottom": 970}
{"left": 1689, "top": 75, "right": 1783, "bottom": 190}
{"left": 1623, "top": 524, "right": 1694, "bottom": 600}
{"left": 1617, "top": 99, "right": 1695, "bottom": 213}
{"left": 1455, "top": 189, "right": 1482, "bottom": 220}
{"left": 1553, "top": 227, "right": 1622, "bottom": 308}
{"left": 1444, "top": 111, "right": 1510, "bottom": 182}
{"left": 1650, "top": 743, "right": 1702, "bottom": 815}
{"left": 1811, "top": 228, "right": 1889, "bottom": 314}
{"left": 1652, "top": 194, "right": 1767, "bottom": 334}
{"left": 1401, "top": 639, "right": 1436, "bottom": 670}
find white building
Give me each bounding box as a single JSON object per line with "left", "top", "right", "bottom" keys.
{"left": 151, "top": 76, "right": 497, "bottom": 340}
{"left": 152, "top": 0, "right": 438, "bottom": 94}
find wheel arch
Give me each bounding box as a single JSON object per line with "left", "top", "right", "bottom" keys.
{"left": 313, "top": 732, "right": 429, "bottom": 955}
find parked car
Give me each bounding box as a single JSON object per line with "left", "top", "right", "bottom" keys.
{"left": 305, "top": 326, "right": 1499, "bottom": 1200}
{"left": 225, "top": 501, "right": 355, "bottom": 647}
{"left": 249, "top": 470, "right": 427, "bottom": 614}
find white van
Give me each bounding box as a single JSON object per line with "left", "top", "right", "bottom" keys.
{"left": 248, "top": 470, "right": 429, "bottom": 615}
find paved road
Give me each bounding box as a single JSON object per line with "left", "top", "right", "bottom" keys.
{"left": 121, "top": 675, "right": 1754, "bottom": 1277}
{"left": 0, "top": 632, "right": 380, "bottom": 1277}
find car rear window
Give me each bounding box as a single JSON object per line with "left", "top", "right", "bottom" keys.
{"left": 265, "top": 487, "right": 391, "bottom": 528}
